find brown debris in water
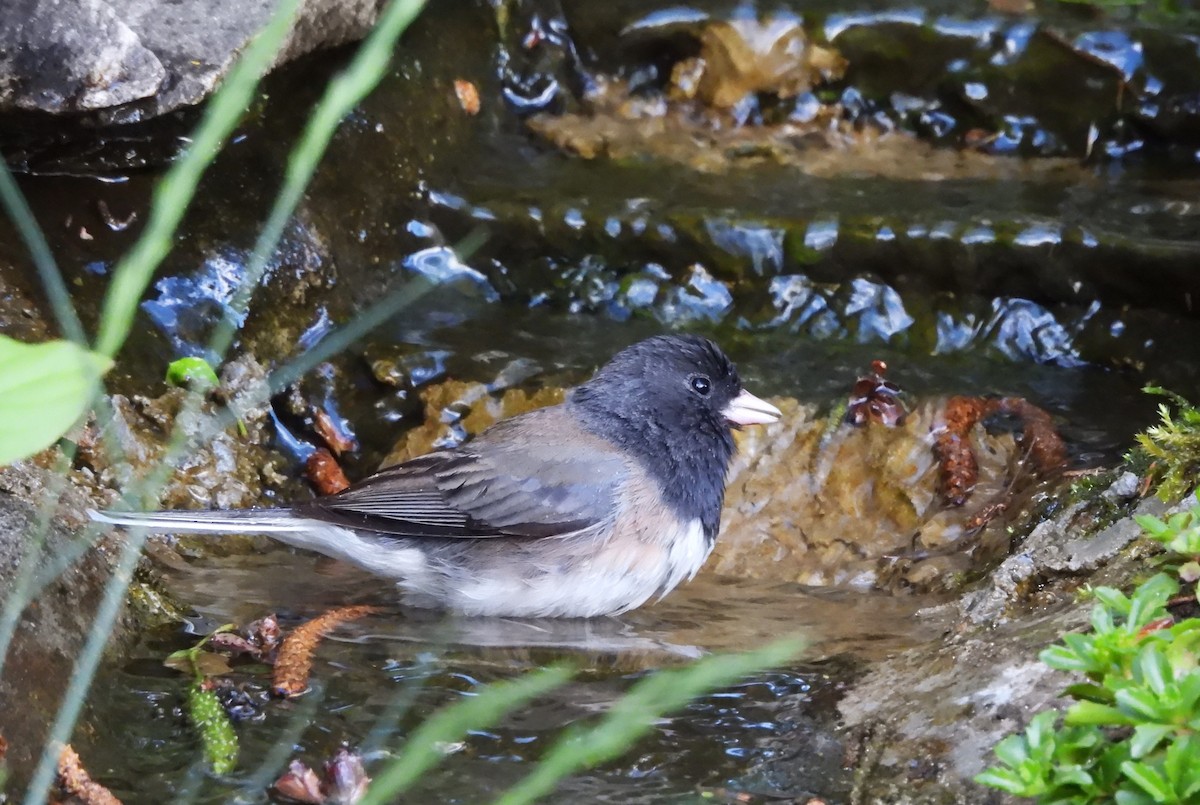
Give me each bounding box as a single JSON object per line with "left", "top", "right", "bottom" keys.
{"left": 454, "top": 79, "right": 481, "bottom": 116}
{"left": 934, "top": 396, "right": 1068, "bottom": 507}
{"left": 209, "top": 613, "right": 282, "bottom": 661}
{"left": 273, "top": 748, "right": 370, "bottom": 805}
{"left": 306, "top": 448, "right": 351, "bottom": 496}
{"left": 846, "top": 360, "right": 906, "bottom": 428}
{"left": 934, "top": 396, "right": 990, "bottom": 507}
{"left": 992, "top": 397, "right": 1069, "bottom": 473}
{"left": 313, "top": 409, "right": 358, "bottom": 457}
{"left": 272, "top": 606, "right": 379, "bottom": 698}
{"left": 274, "top": 760, "right": 326, "bottom": 803}
{"left": 56, "top": 744, "right": 122, "bottom": 805}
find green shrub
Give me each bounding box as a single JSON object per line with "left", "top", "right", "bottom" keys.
{"left": 978, "top": 511, "right": 1200, "bottom": 803}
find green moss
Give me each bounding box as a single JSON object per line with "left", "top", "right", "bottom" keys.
{"left": 1128, "top": 386, "right": 1200, "bottom": 503}
{"left": 127, "top": 569, "right": 189, "bottom": 628}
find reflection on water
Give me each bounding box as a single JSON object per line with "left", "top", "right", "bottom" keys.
{"left": 169, "top": 548, "right": 947, "bottom": 663}
{"left": 76, "top": 548, "right": 946, "bottom": 803}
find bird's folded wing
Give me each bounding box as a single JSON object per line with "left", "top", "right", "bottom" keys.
{"left": 295, "top": 442, "right": 626, "bottom": 540}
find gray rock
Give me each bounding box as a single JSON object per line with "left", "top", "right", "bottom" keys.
{"left": 830, "top": 487, "right": 1200, "bottom": 802}
{"left": 0, "top": 0, "right": 384, "bottom": 119}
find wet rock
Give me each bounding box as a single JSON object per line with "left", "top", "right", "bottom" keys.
{"left": 836, "top": 622, "right": 1077, "bottom": 804}
{"left": 141, "top": 214, "right": 340, "bottom": 367}
{"left": 958, "top": 477, "right": 1172, "bottom": 625}
{"left": 79, "top": 356, "right": 291, "bottom": 515}
{"left": 0, "top": 260, "right": 50, "bottom": 343}
{"left": 529, "top": 81, "right": 1082, "bottom": 180}
{"left": 717, "top": 397, "right": 1060, "bottom": 592}
{"left": 0, "top": 0, "right": 386, "bottom": 120}
{"left": 382, "top": 379, "right": 565, "bottom": 465}
{"left": 0, "top": 461, "right": 137, "bottom": 787}
{"left": 829, "top": 488, "right": 1196, "bottom": 803}
{"left": 667, "top": 15, "right": 847, "bottom": 110}
{"left": 527, "top": 10, "right": 1084, "bottom": 180}
{"left": 238, "top": 217, "right": 341, "bottom": 364}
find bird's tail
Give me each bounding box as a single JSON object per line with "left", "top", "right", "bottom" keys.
{"left": 89, "top": 508, "right": 309, "bottom": 534}
{"left": 90, "top": 507, "right": 432, "bottom": 584}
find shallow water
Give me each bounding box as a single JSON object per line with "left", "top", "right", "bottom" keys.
{"left": 76, "top": 551, "right": 941, "bottom": 803}
{"left": 6, "top": 0, "right": 1200, "bottom": 799}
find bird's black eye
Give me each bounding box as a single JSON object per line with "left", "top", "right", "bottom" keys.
{"left": 690, "top": 375, "right": 711, "bottom": 396}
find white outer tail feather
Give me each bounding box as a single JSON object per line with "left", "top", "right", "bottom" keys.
{"left": 88, "top": 508, "right": 309, "bottom": 534}
{"left": 88, "top": 508, "right": 432, "bottom": 584}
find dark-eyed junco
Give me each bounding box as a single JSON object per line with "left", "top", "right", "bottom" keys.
{"left": 92, "top": 335, "right": 781, "bottom": 618}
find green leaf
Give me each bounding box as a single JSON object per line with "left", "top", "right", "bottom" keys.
{"left": 1064, "top": 682, "right": 1116, "bottom": 704}
{"left": 1120, "top": 760, "right": 1175, "bottom": 802}
{"left": 1165, "top": 736, "right": 1200, "bottom": 795}
{"left": 1065, "top": 700, "right": 1135, "bottom": 726}
{"left": 1055, "top": 768, "right": 1096, "bottom": 791}
{"left": 975, "top": 767, "right": 1033, "bottom": 795}
{"left": 1137, "top": 645, "right": 1173, "bottom": 696}
{"left": 1137, "top": 514, "right": 1174, "bottom": 540}
{"left": 165, "top": 357, "right": 220, "bottom": 390}
{"left": 0, "top": 336, "right": 111, "bottom": 465}
{"left": 992, "top": 733, "right": 1031, "bottom": 768}
{"left": 1130, "top": 724, "right": 1174, "bottom": 759}
{"left": 1095, "top": 587, "right": 1132, "bottom": 616}
{"left": 1043, "top": 642, "right": 1093, "bottom": 673}
{"left": 1092, "top": 604, "right": 1117, "bottom": 635}
{"left": 1025, "top": 710, "right": 1058, "bottom": 750}
{"left": 1117, "top": 687, "right": 1168, "bottom": 722}
{"left": 1115, "top": 790, "right": 1160, "bottom": 805}
{"left": 1128, "top": 575, "right": 1177, "bottom": 630}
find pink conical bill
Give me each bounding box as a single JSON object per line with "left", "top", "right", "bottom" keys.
{"left": 722, "top": 389, "right": 782, "bottom": 426}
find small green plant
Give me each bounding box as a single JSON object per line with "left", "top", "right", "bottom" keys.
{"left": 978, "top": 532, "right": 1200, "bottom": 801}
{"left": 1138, "top": 507, "right": 1200, "bottom": 581}
{"left": 165, "top": 356, "right": 221, "bottom": 390}
{"left": 167, "top": 625, "right": 240, "bottom": 775}
{"left": 1131, "top": 387, "right": 1200, "bottom": 503}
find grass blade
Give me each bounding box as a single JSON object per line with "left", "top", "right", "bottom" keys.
{"left": 0, "top": 164, "right": 85, "bottom": 344}
{"left": 205, "top": 0, "right": 428, "bottom": 364}
{"left": 360, "top": 666, "right": 575, "bottom": 805}
{"left": 494, "top": 639, "right": 803, "bottom": 805}
{"left": 94, "top": 0, "right": 304, "bottom": 358}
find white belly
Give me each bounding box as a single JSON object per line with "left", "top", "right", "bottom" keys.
{"left": 438, "top": 518, "right": 711, "bottom": 618}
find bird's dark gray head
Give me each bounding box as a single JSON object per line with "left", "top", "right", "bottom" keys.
{"left": 569, "top": 334, "right": 779, "bottom": 542}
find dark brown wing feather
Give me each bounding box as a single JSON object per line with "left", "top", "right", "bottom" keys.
{"left": 294, "top": 409, "right": 627, "bottom": 539}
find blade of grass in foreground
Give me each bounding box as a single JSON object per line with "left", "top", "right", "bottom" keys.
{"left": 16, "top": 0, "right": 432, "bottom": 800}
{"left": 93, "top": 0, "right": 303, "bottom": 358}
{"left": 494, "top": 639, "right": 803, "bottom": 805}
{"left": 1, "top": 0, "right": 436, "bottom": 638}
{"left": 20, "top": 0, "right": 299, "bottom": 800}
{"left": 206, "top": 0, "right": 428, "bottom": 363}
{"left": 0, "top": 164, "right": 86, "bottom": 345}
{"left": 359, "top": 665, "right": 575, "bottom": 805}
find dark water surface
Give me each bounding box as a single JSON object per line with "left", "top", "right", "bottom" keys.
{"left": 81, "top": 554, "right": 935, "bottom": 803}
